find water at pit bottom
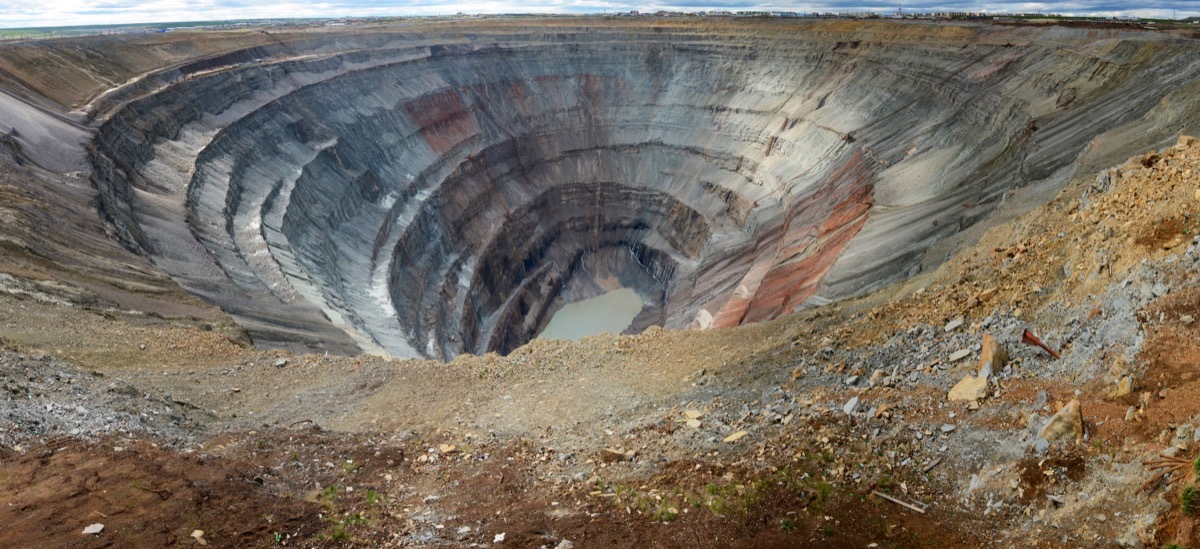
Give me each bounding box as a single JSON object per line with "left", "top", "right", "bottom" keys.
{"left": 537, "top": 287, "right": 645, "bottom": 341}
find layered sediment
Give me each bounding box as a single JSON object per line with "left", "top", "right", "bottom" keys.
{"left": 69, "top": 20, "right": 1200, "bottom": 359}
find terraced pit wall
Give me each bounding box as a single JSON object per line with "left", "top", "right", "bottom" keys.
{"left": 74, "top": 19, "right": 1200, "bottom": 359}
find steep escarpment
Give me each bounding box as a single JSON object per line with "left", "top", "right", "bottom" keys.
{"left": 80, "top": 20, "right": 1200, "bottom": 359}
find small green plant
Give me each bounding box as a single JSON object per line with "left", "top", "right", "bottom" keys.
{"left": 821, "top": 523, "right": 835, "bottom": 538}
{"left": 814, "top": 481, "right": 832, "bottom": 503}
{"left": 1194, "top": 454, "right": 1200, "bottom": 477}
{"left": 340, "top": 461, "right": 358, "bottom": 474}
{"left": 313, "top": 485, "right": 339, "bottom": 511}
{"left": 1183, "top": 485, "right": 1198, "bottom": 516}
{"left": 324, "top": 512, "right": 367, "bottom": 541}
{"left": 365, "top": 489, "right": 380, "bottom": 505}
{"left": 781, "top": 518, "right": 797, "bottom": 531}
{"left": 651, "top": 503, "right": 678, "bottom": 522}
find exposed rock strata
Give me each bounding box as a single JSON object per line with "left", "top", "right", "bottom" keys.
{"left": 74, "top": 20, "right": 1200, "bottom": 359}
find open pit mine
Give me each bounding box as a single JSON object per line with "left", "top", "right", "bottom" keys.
{"left": 55, "top": 17, "right": 1200, "bottom": 360}
{"left": 4, "top": 17, "right": 1200, "bottom": 548}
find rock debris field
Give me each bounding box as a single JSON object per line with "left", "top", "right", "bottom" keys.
{"left": 2, "top": 16, "right": 1200, "bottom": 548}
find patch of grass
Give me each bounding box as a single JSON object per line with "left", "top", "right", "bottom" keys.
{"left": 821, "top": 523, "right": 835, "bottom": 538}
{"left": 1194, "top": 454, "right": 1200, "bottom": 478}
{"left": 814, "top": 480, "right": 832, "bottom": 503}
{"left": 651, "top": 502, "right": 679, "bottom": 522}
{"left": 323, "top": 512, "right": 367, "bottom": 541}
{"left": 312, "top": 485, "right": 340, "bottom": 511}
{"left": 1183, "top": 485, "right": 1198, "bottom": 516}
{"left": 364, "top": 488, "right": 380, "bottom": 505}
{"left": 600, "top": 476, "right": 771, "bottom": 521}
{"left": 781, "top": 518, "right": 797, "bottom": 531}
{"left": 339, "top": 460, "right": 358, "bottom": 474}
{"left": 704, "top": 479, "right": 768, "bottom": 514}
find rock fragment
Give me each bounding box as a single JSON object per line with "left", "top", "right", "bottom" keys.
{"left": 82, "top": 524, "right": 104, "bottom": 535}
{"left": 843, "top": 396, "right": 860, "bottom": 416}
{"left": 944, "top": 317, "right": 964, "bottom": 332}
{"left": 598, "top": 448, "right": 632, "bottom": 462}
{"left": 948, "top": 375, "right": 988, "bottom": 402}
{"left": 723, "top": 430, "right": 748, "bottom": 443}
{"left": 977, "top": 334, "right": 1007, "bottom": 379}
{"left": 1111, "top": 376, "right": 1133, "bottom": 399}
{"left": 1037, "top": 399, "right": 1083, "bottom": 445}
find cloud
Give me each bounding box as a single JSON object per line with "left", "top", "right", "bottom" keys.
{"left": 0, "top": 0, "right": 1196, "bottom": 29}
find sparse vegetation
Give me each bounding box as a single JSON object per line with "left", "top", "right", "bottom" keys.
{"left": 821, "top": 523, "right": 835, "bottom": 538}
{"left": 1183, "top": 485, "right": 1198, "bottom": 516}
{"left": 814, "top": 480, "right": 833, "bottom": 504}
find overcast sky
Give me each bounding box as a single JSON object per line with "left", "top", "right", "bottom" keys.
{"left": 1, "top": 1, "right": 1196, "bottom": 29}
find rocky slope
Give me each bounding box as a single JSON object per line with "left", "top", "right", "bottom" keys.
{"left": 40, "top": 19, "right": 1200, "bottom": 359}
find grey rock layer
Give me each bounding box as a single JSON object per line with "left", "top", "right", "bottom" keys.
{"left": 84, "top": 21, "right": 1200, "bottom": 359}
